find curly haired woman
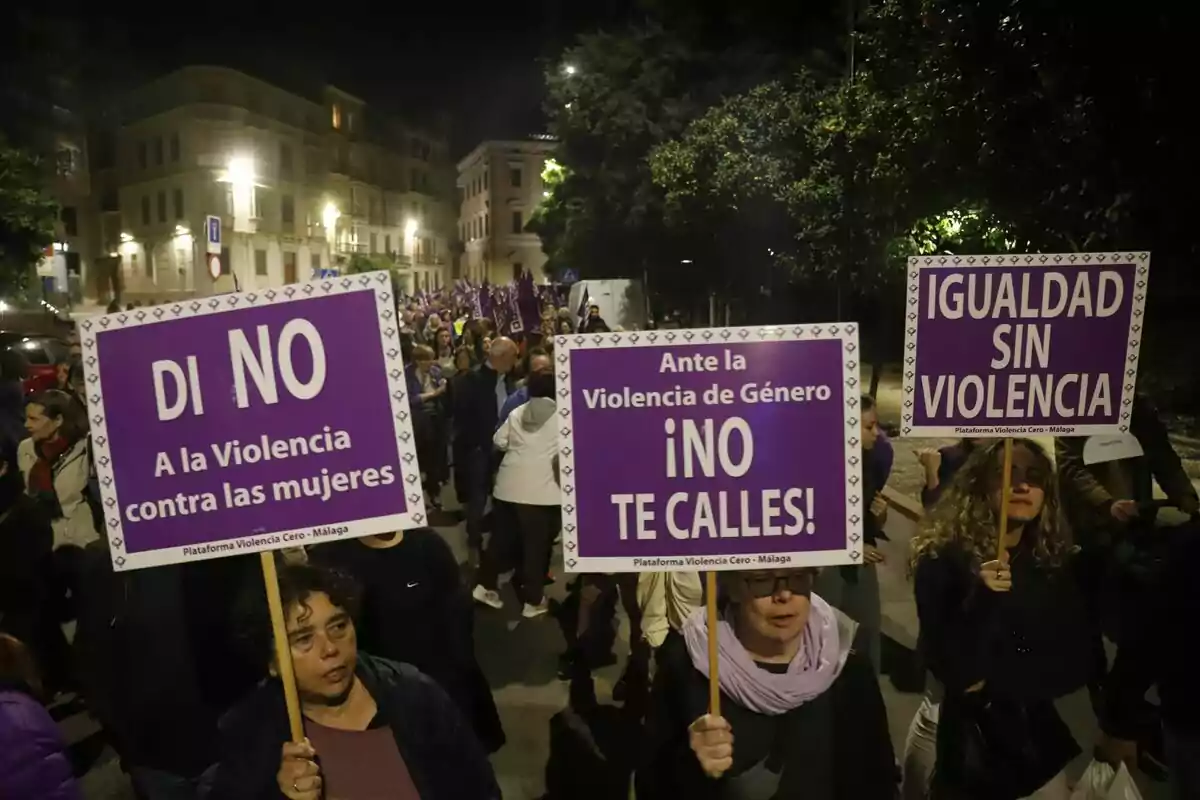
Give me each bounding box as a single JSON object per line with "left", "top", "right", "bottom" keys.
{"left": 910, "top": 439, "right": 1090, "bottom": 800}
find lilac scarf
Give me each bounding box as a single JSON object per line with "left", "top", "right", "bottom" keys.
{"left": 681, "top": 593, "right": 852, "bottom": 716}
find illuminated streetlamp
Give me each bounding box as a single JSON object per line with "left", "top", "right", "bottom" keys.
{"left": 564, "top": 63, "right": 577, "bottom": 76}
{"left": 404, "top": 218, "right": 419, "bottom": 238}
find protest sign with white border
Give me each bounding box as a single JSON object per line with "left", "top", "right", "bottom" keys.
{"left": 901, "top": 252, "right": 1149, "bottom": 438}
{"left": 79, "top": 271, "right": 426, "bottom": 571}
{"left": 555, "top": 324, "right": 864, "bottom": 574}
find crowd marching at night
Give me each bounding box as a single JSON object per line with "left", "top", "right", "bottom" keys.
{"left": 0, "top": 268, "right": 1198, "bottom": 800}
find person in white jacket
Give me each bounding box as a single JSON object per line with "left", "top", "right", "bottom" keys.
{"left": 17, "top": 390, "right": 98, "bottom": 552}
{"left": 472, "top": 371, "right": 560, "bottom": 619}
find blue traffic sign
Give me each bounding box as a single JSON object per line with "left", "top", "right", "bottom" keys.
{"left": 205, "top": 215, "right": 221, "bottom": 254}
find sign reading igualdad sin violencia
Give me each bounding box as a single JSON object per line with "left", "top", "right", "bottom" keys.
{"left": 901, "top": 252, "right": 1149, "bottom": 437}
{"left": 80, "top": 272, "right": 426, "bottom": 570}
{"left": 555, "top": 325, "right": 864, "bottom": 573}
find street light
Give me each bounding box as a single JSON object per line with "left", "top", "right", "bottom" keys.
{"left": 405, "top": 218, "right": 418, "bottom": 238}
{"left": 564, "top": 63, "right": 577, "bottom": 76}
{"left": 226, "top": 156, "right": 255, "bottom": 187}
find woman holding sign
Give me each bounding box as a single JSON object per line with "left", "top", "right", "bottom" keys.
{"left": 638, "top": 568, "right": 896, "bottom": 799}
{"left": 910, "top": 439, "right": 1089, "bottom": 800}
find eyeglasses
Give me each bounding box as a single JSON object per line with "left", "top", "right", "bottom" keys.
{"left": 288, "top": 616, "right": 352, "bottom": 654}
{"left": 742, "top": 571, "right": 815, "bottom": 599}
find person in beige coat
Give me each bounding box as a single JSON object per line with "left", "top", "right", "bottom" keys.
{"left": 17, "top": 390, "right": 99, "bottom": 552}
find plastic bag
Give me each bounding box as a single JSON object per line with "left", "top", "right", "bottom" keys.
{"left": 1069, "top": 761, "right": 1143, "bottom": 800}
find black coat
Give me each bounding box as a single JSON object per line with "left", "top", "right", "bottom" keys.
{"left": 915, "top": 541, "right": 1088, "bottom": 798}
{"left": 311, "top": 531, "right": 505, "bottom": 751}
{"left": 209, "top": 653, "right": 500, "bottom": 800}
{"left": 73, "top": 544, "right": 223, "bottom": 776}
{"left": 452, "top": 364, "right": 516, "bottom": 451}
{"left": 638, "top": 629, "right": 896, "bottom": 800}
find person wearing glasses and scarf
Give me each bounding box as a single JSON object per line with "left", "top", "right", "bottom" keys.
{"left": 637, "top": 568, "right": 896, "bottom": 799}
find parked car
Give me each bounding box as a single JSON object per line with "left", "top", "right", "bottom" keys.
{"left": 0, "top": 332, "right": 70, "bottom": 394}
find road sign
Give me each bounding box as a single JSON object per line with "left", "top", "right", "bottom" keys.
{"left": 205, "top": 215, "right": 222, "bottom": 255}
{"left": 208, "top": 255, "right": 221, "bottom": 280}
{"left": 555, "top": 325, "right": 863, "bottom": 573}
{"left": 78, "top": 271, "right": 424, "bottom": 570}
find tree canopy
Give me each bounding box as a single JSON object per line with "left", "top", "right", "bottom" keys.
{"left": 0, "top": 139, "right": 57, "bottom": 291}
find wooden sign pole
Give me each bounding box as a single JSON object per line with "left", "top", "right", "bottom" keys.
{"left": 995, "top": 438, "right": 1015, "bottom": 563}
{"left": 705, "top": 571, "right": 721, "bottom": 716}
{"left": 260, "top": 551, "right": 306, "bottom": 742}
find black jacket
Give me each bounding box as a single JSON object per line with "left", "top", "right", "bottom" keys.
{"left": 452, "top": 364, "right": 516, "bottom": 451}
{"left": 73, "top": 544, "right": 224, "bottom": 776}
{"left": 638, "top": 629, "right": 896, "bottom": 800}
{"left": 209, "top": 652, "right": 500, "bottom": 800}
{"left": 915, "top": 541, "right": 1088, "bottom": 798}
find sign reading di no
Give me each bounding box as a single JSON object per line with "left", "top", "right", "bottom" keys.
{"left": 80, "top": 272, "right": 426, "bottom": 570}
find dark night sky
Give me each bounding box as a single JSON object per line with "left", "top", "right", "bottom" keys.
{"left": 33, "top": 0, "right": 640, "bottom": 156}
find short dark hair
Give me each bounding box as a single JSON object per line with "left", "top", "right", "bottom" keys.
{"left": 861, "top": 393, "right": 876, "bottom": 413}
{"left": 527, "top": 370, "right": 555, "bottom": 399}
{"left": 242, "top": 561, "right": 362, "bottom": 668}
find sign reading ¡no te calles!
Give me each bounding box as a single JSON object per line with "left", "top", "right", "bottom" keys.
{"left": 80, "top": 272, "right": 426, "bottom": 571}
{"left": 555, "top": 325, "right": 864, "bottom": 574}
{"left": 901, "top": 252, "right": 1149, "bottom": 438}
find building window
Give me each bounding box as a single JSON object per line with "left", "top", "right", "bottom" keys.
{"left": 55, "top": 144, "right": 80, "bottom": 177}
{"left": 370, "top": 232, "right": 378, "bottom": 254}
{"left": 511, "top": 210, "right": 522, "bottom": 234}
{"left": 510, "top": 167, "right": 522, "bottom": 187}
{"left": 281, "top": 195, "right": 295, "bottom": 225}
{"left": 173, "top": 188, "right": 184, "bottom": 220}
{"left": 169, "top": 133, "right": 180, "bottom": 162}
{"left": 384, "top": 234, "right": 391, "bottom": 254}
{"left": 157, "top": 191, "right": 167, "bottom": 223}
{"left": 512, "top": 262, "right": 524, "bottom": 281}
{"left": 483, "top": 171, "right": 488, "bottom": 190}
{"left": 311, "top": 252, "right": 321, "bottom": 274}
{"left": 137, "top": 142, "right": 147, "bottom": 170}
{"left": 345, "top": 111, "right": 354, "bottom": 132}
{"left": 153, "top": 137, "right": 164, "bottom": 166}
{"left": 141, "top": 196, "right": 150, "bottom": 225}
{"left": 280, "top": 143, "right": 293, "bottom": 177}
{"left": 484, "top": 213, "right": 490, "bottom": 236}
{"left": 284, "top": 251, "right": 298, "bottom": 283}
{"left": 61, "top": 207, "right": 78, "bottom": 237}
{"left": 255, "top": 249, "right": 268, "bottom": 276}
{"left": 331, "top": 103, "right": 342, "bottom": 130}
{"left": 411, "top": 169, "right": 420, "bottom": 193}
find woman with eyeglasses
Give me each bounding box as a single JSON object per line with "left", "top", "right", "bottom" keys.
{"left": 637, "top": 568, "right": 897, "bottom": 799}
{"left": 910, "top": 439, "right": 1089, "bottom": 800}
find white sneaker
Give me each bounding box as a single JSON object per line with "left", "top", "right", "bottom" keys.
{"left": 472, "top": 585, "right": 503, "bottom": 610}
{"left": 522, "top": 601, "right": 549, "bottom": 619}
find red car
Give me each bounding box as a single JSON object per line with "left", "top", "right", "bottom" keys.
{"left": 0, "top": 332, "right": 71, "bottom": 394}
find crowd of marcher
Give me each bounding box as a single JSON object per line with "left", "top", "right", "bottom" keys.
{"left": 1, "top": 288, "right": 1198, "bottom": 800}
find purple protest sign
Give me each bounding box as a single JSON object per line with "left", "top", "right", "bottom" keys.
{"left": 79, "top": 272, "right": 425, "bottom": 571}
{"left": 901, "top": 252, "right": 1149, "bottom": 437}
{"left": 555, "top": 325, "right": 863, "bottom": 573}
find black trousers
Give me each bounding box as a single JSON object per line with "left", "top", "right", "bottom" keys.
{"left": 462, "top": 448, "right": 493, "bottom": 551}
{"left": 513, "top": 504, "right": 560, "bottom": 606}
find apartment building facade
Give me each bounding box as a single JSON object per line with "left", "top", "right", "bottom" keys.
{"left": 456, "top": 139, "right": 555, "bottom": 285}
{"left": 88, "top": 65, "right": 454, "bottom": 303}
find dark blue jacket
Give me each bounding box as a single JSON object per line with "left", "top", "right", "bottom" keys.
{"left": 209, "top": 653, "right": 499, "bottom": 799}
{"left": 0, "top": 685, "right": 81, "bottom": 800}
